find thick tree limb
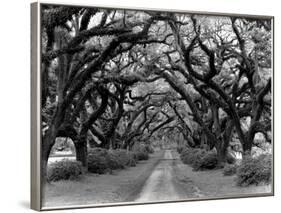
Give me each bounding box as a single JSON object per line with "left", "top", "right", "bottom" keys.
{"left": 79, "top": 86, "right": 109, "bottom": 137}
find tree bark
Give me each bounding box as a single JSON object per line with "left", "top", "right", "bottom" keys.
{"left": 41, "top": 128, "right": 57, "bottom": 183}
{"left": 215, "top": 142, "right": 227, "bottom": 168}
{"left": 74, "top": 138, "right": 88, "bottom": 167}
{"left": 217, "top": 119, "right": 234, "bottom": 166}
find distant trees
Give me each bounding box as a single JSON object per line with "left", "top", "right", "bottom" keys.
{"left": 41, "top": 5, "right": 272, "bottom": 179}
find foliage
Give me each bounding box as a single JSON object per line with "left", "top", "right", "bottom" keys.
{"left": 87, "top": 148, "right": 138, "bottom": 174}
{"left": 223, "top": 164, "right": 238, "bottom": 176}
{"left": 180, "top": 148, "right": 236, "bottom": 171}
{"left": 129, "top": 151, "right": 139, "bottom": 162}
{"left": 87, "top": 148, "right": 109, "bottom": 174}
{"left": 236, "top": 154, "right": 272, "bottom": 186}
{"left": 193, "top": 152, "right": 218, "bottom": 171}
{"left": 144, "top": 145, "right": 154, "bottom": 153}
{"left": 132, "top": 143, "right": 150, "bottom": 160}
{"left": 135, "top": 150, "right": 149, "bottom": 161}
{"left": 107, "top": 151, "right": 126, "bottom": 170}
{"left": 109, "top": 149, "right": 136, "bottom": 167}
{"left": 180, "top": 148, "right": 207, "bottom": 167}
{"left": 47, "top": 159, "right": 83, "bottom": 182}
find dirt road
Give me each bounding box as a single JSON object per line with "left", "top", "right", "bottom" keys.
{"left": 134, "top": 149, "right": 199, "bottom": 202}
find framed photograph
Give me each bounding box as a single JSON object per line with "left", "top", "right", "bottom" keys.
{"left": 31, "top": 1, "right": 274, "bottom": 211}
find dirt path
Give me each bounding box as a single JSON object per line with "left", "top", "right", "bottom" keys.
{"left": 135, "top": 150, "right": 180, "bottom": 202}
{"left": 134, "top": 150, "right": 197, "bottom": 202}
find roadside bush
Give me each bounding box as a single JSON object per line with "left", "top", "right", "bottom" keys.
{"left": 110, "top": 149, "right": 137, "bottom": 167}
{"left": 236, "top": 154, "right": 272, "bottom": 186}
{"left": 135, "top": 150, "right": 149, "bottom": 160}
{"left": 132, "top": 144, "right": 150, "bottom": 161}
{"left": 87, "top": 148, "right": 138, "bottom": 174}
{"left": 223, "top": 164, "right": 238, "bottom": 176}
{"left": 138, "top": 143, "right": 153, "bottom": 153}
{"left": 180, "top": 148, "right": 207, "bottom": 166}
{"left": 47, "top": 159, "right": 83, "bottom": 182}
{"left": 180, "top": 147, "right": 237, "bottom": 171}
{"left": 193, "top": 152, "right": 218, "bottom": 171}
{"left": 107, "top": 151, "right": 125, "bottom": 170}
{"left": 88, "top": 148, "right": 110, "bottom": 174}
{"left": 144, "top": 145, "right": 154, "bottom": 153}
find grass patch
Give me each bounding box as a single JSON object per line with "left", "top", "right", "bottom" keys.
{"left": 223, "top": 164, "right": 238, "bottom": 176}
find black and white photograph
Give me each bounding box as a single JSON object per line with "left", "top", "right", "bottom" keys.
{"left": 33, "top": 2, "right": 273, "bottom": 210}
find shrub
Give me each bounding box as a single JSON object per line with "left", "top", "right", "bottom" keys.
{"left": 135, "top": 151, "right": 149, "bottom": 160}
{"left": 87, "top": 148, "right": 110, "bottom": 174}
{"left": 144, "top": 145, "right": 154, "bottom": 153}
{"left": 47, "top": 159, "right": 83, "bottom": 182}
{"left": 223, "top": 164, "right": 238, "bottom": 176}
{"left": 87, "top": 148, "right": 138, "bottom": 174}
{"left": 107, "top": 151, "right": 125, "bottom": 170}
{"left": 236, "top": 154, "right": 272, "bottom": 186}
{"left": 132, "top": 144, "right": 150, "bottom": 161}
{"left": 180, "top": 148, "right": 207, "bottom": 166}
{"left": 110, "top": 149, "right": 137, "bottom": 167}
{"left": 180, "top": 147, "right": 237, "bottom": 171}
{"left": 193, "top": 152, "right": 218, "bottom": 171}
{"left": 137, "top": 143, "right": 153, "bottom": 153}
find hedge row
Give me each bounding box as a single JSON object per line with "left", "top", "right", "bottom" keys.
{"left": 47, "top": 147, "right": 152, "bottom": 181}
{"left": 180, "top": 147, "right": 272, "bottom": 186}
{"left": 87, "top": 148, "right": 141, "bottom": 174}
{"left": 180, "top": 148, "right": 235, "bottom": 171}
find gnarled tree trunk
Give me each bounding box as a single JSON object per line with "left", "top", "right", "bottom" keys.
{"left": 74, "top": 138, "right": 88, "bottom": 167}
